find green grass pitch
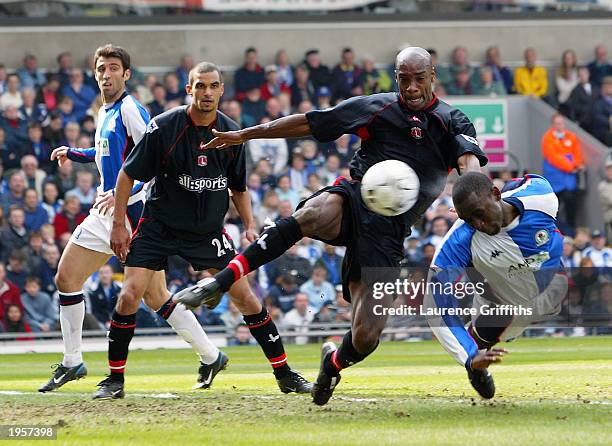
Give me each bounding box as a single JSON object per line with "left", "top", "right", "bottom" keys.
{"left": 0, "top": 336, "right": 611, "bottom": 445}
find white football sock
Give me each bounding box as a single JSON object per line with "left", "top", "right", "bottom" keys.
{"left": 167, "top": 303, "right": 219, "bottom": 364}
{"left": 59, "top": 294, "right": 85, "bottom": 367}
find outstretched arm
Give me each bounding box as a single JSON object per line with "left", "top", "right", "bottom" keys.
{"left": 203, "top": 114, "right": 311, "bottom": 149}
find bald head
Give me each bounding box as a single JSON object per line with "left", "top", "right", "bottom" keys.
{"left": 395, "top": 47, "right": 432, "bottom": 71}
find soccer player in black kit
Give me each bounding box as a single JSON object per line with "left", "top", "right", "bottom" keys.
{"left": 93, "top": 62, "right": 311, "bottom": 399}
{"left": 177, "top": 47, "right": 492, "bottom": 405}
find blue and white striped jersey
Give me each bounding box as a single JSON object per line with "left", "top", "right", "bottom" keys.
{"left": 67, "top": 92, "right": 149, "bottom": 205}
{"left": 426, "top": 174, "right": 564, "bottom": 366}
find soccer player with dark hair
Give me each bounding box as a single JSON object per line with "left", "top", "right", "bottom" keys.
{"left": 40, "top": 44, "right": 224, "bottom": 394}
{"left": 176, "top": 47, "right": 487, "bottom": 405}
{"left": 425, "top": 172, "right": 566, "bottom": 398}
{"left": 98, "top": 61, "right": 311, "bottom": 399}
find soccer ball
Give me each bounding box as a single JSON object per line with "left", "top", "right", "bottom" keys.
{"left": 360, "top": 160, "right": 420, "bottom": 216}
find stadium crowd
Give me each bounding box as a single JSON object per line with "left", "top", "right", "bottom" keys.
{"left": 0, "top": 44, "right": 610, "bottom": 341}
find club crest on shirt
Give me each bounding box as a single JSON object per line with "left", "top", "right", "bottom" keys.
{"left": 145, "top": 119, "right": 158, "bottom": 134}
{"left": 410, "top": 126, "right": 423, "bottom": 139}
{"left": 535, "top": 229, "right": 550, "bottom": 246}
{"left": 197, "top": 155, "right": 208, "bottom": 167}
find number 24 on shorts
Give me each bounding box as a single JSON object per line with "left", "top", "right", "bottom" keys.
{"left": 212, "top": 234, "right": 233, "bottom": 257}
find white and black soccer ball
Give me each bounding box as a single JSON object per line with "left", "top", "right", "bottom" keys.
{"left": 360, "top": 160, "right": 420, "bottom": 217}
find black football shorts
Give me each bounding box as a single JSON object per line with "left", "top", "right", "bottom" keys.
{"left": 125, "top": 217, "right": 237, "bottom": 272}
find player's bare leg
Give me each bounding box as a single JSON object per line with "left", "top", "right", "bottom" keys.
{"left": 144, "top": 271, "right": 226, "bottom": 389}
{"left": 175, "top": 192, "right": 344, "bottom": 308}
{"left": 226, "top": 275, "right": 312, "bottom": 393}
{"left": 39, "top": 242, "right": 111, "bottom": 392}
{"left": 312, "top": 279, "right": 393, "bottom": 406}
{"left": 93, "top": 267, "right": 154, "bottom": 399}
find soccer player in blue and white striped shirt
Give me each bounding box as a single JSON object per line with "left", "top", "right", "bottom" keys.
{"left": 425, "top": 172, "right": 567, "bottom": 398}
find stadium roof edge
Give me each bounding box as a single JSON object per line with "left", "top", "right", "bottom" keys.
{"left": 1, "top": 10, "right": 612, "bottom": 27}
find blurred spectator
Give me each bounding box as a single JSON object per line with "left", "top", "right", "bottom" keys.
{"left": 484, "top": 45, "right": 513, "bottom": 94}
{"left": 473, "top": 66, "right": 506, "bottom": 96}
{"left": 265, "top": 97, "right": 284, "bottom": 121}
{"left": 61, "top": 69, "right": 97, "bottom": 122}
{"left": 291, "top": 64, "right": 316, "bottom": 109}
{"left": 423, "top": 216, "right": 450, "bottom": 250}
{"left": 591, "top": 76, "right": 612, "bottom": 146}
{"left": 315, "top": 244, "right": 342, "bottom": 286}
{"left": 242, "top": 88, "right": 266, "bottom": 125}
{"left": 21, "top": 276, "right": 57, "bottom": 332}
{"left": 421, "top": 243, "right": 436, "bottom": 267}
{"left": 599, "top": 157, "right": 612, "bottom": 243}
{"left": 282, "top": 292, "right": 315, "bottom": 345}
{"left": 0, "top": 74, "right": 23, "bottom": 110}
{"left": 514, "top": 47, "right": 548, "bottom": 98}
{"left": 25, "top": 231, "right": 44, "bottom": 276}
{"left": 55, "top": 51, "right": 74, "bottom": 87}
{"left": 327, "top": 134, "right": 355, "bottom": 168}
{"left": 274, "top": 49, "right": 294, "bottom": 88}
{"left": 135, "top": 74, "right": 156, "bottom": 106}
{"left": 147, "top": 84, "right": 167, "bottom": 118}
{"left": 275, "top": 176, "right": 300, "bottom": 209}
{"left": 82, "top": 54, "right": 99, "bottom": 93}
{"left": 541, "top": 113, "right": 584, "bottom": 231}
{"left": 66, "top": 171, "right": 95, "bottom": 212}
{"left": 278, "top": 92, "right": 292, "bottom": 116}
{"left": 39, "top": 243, "right": 59, "bottom": 295}
{"left": 267, "top": 273, "right": 300, "bottom": 313}
{"left": 428, "top": 48, "right": 450, "bottom": 89}
{"left": 555, "top": 49, "right": 579, "bottom": 114}
{"left": 57, "top": 96, "right": 79, "bottom": 125}
{"left": 318, "top": 154, "right": 341, "bottom": 186}
{"left": 1, "top": 173, "right": 26, "bottom": 213}
{"left": 221, "top": 300, "right": 243, "bottom": 329}
{"left": 331, "top": 47, "right": 362, "bottom": 101}
{"left": 0, "top": 207, "right": 28, "bottom": 260}
{"left": 222, "top": 99, "right": 254, "bottom": 128}
{"left": 573, "top": 257, "right": 599, "bottom": 301}
{"left": 0, "top": 261, "right": 22, "bottom": 322}
{"left": 247, "top": 172, "right": 263, "bottom": 212}
{"left": 87, "top": 264, "right": 120, "bottom": 328}
{"left": 315, "top": 86, "right": 332, "bottom": 110}
{"left": 255, "top": 190, "right": 280, "bottom": 228}
{"left": 247, "top": 122, "right": 288, "bottom": 175}
{"left": 0, "top": 64, "right": 7, "bottom": 95}
{"left": 6, "top": 249, "right": 29, "bottom": 291}
{"left": 253, "top": 159, "right": 276, "bottom": 189}
{"left": 1, "top": 105, "right": 29, "bottom": 151}
{"left": 19, "top": 88, "right": 47, "bottom": 125}
{"left": 587, "top": 44, "right": 611, "bottom": 89}
{"left": 164, "top": 72, "right": 184, "bottom": 104}
{"left": 2, "top": 303, "right": 32, "bottom": 335}
{"left": 37, "top": 76, "right": 61, "bottom": 112}
{"left": 47, "top": 159, "right": 75, "bottom": 198}
{"left": 300, "top": 265, "right": 335, "bottom": 312}
{"left": 296, "top": 238, "right": 322, "bottom": 265}
{"left": 582, "top": 230, "right": 612, "bottom": 268}
{"left": 562, "top": 236, "right": 578, "bottom": 268}
{"left": 229, "top": 323, "right": 255, "bottom": 346}
{"left": 234, "top": 47, "right": 265, "bottom": 102}
{"left": 23, "top": 188, "right": 48, "bottom": 232}
{"left": 260, "top": 65, "right": 290, "bottom": 101}
{"left": 175, "top": 54, "right": 193, "bottom": 89}
{"left": 53, "top": 196, "right": 86, "bottom": 242}
{"left": 333, "top": 285, "right": 352, "bottom": 322}
{"left": 16, "top": 54, "right": 45, "bottom": 90}
{"left": 24, "top": 123, "right": 52, "bottom": 172}
{"left": 359, "top": 56, "right": 392, "bottom": 95}
{"left": 447, "top": 66, "right": 473, "bottom": 96}
{"left": 567, "top": 66, "right": 598, "bottom": 133}
{"left": 404, "top": 232, "right": 423, "bottom": 264}
{"left": 304, "top": 49, "right": 331, "bottom": 90}
{"left": 19, "top": 154, "right": 46, "bottom": 196}
{"left": 448, "top": 46, "right": 475, "bottom": 82}
{"left": 43, "top": 111, "right": 64, "bottom": 149}
{"left": 287, "top": 152, "right": 309, "bottom": 193}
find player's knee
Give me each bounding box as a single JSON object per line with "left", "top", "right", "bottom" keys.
{"left": 294, "top": 205, "right": 320, "bottom": 237}
{"left": 54, "top": 268, "right": 74, "bottom": 292}
{"left": 117, "top": 283, "right": 144, "bottom": 308}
